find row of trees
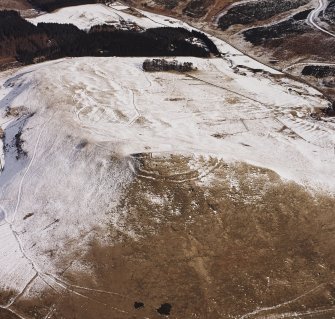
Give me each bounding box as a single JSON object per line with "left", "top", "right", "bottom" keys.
{"left": 143, "top": 59, "right": 195, "bottom": 72}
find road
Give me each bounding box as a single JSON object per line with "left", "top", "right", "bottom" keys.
{"left": 307, "top": 0, "right": 335, "bottom": 38}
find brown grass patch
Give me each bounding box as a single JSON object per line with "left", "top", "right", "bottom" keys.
{"left": 3, "top": 155, "right": 335, "bottom": 318}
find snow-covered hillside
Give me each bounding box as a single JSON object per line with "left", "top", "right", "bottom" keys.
{"left": 28, "top": 2, "right": 184, "bottom": 30}
{"left": 1, "top": 4, "right": 335, "bottom": 319}
{"left": 0, "top": 53, "right": 334, "bottom": 293}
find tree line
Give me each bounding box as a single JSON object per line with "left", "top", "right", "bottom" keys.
{"left": 29, "top": 0, "right": 105, "bottom": 12}
{"left": 0, "top": 11, "right": 220, "bottom": 65}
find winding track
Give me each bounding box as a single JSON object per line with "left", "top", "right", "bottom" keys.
{"left": 11, "top": 114, "right": 55, "bottom": 224}
{"left": 307, "top": 0, "right": 335, "bottom": 37}
{"left": 239, "top": 283, "right": 335, "bottom": 319}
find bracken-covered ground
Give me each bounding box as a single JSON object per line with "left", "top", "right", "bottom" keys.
{"left": 0, "top": 0, "right": 31, "bottom": 10}
{"left": 1, "top": 156, "right": 335, "bottom": 319}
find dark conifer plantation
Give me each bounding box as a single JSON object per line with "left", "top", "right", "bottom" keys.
{"left": 0, "top": 10, "right": 49, "bottom": 58}
{"left": 28, "top": 0, "right": 101, "bottom": 12}
{"left": 0, "top": 10, "right": 220, "bottom": 65}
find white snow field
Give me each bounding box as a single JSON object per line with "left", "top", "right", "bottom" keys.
{"left": 28, "top": 2, "right": 188, "bottom": 30}
{"left": 0, "top": 2, "right": 335, "bottom": 307}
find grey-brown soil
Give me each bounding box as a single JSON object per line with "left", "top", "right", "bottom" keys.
{"left": 2, "top": 155, "right": 335, "bottom": 319}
